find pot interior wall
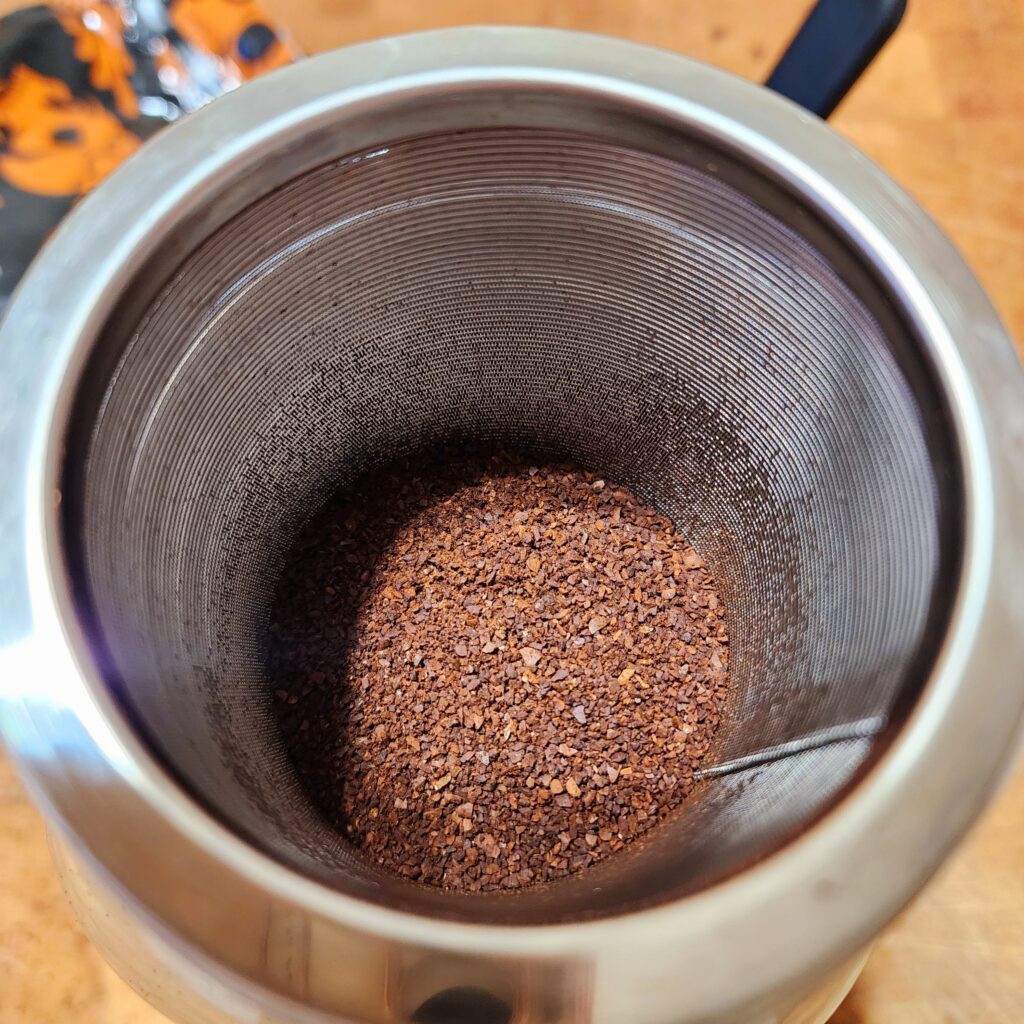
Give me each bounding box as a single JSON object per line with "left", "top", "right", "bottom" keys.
{"left": 64, "top": 127, "right": 960, "bottom": 923}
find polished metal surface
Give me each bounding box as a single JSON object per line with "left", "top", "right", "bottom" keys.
{"left": 76, "top": 126, "right": 947, "bottom": 921}
{"left": 2, "top": 26, "right": 1023, "bottom": 1024}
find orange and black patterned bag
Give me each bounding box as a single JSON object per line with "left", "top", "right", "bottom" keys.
{"left": 0, "top": 1, "right": 298, "bottom": 305}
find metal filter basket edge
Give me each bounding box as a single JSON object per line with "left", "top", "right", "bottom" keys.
{"left": 1, "top": 27, "right": 1023, "bottom": 1024}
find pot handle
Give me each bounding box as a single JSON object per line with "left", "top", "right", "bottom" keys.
{"left": 765, "top": 0, "right": 906, "bottom": 118}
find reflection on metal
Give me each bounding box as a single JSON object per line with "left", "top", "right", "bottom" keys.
{"left": 695, "top": 717, "right": 886, "bottom": 780}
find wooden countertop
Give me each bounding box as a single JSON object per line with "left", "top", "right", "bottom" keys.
{"left": 2, "top": 1, "right": 1022, "bottom": 1021}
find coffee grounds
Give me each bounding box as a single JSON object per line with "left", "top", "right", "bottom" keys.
{"left": 269, "top": 451, "right": 729, "bottom": 892}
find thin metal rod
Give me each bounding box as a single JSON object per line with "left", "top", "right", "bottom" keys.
{"left": 694, "top": 716, "right": 886, "bottom": 780}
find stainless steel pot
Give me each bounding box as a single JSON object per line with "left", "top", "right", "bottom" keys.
{"left": 1, "top": 27, "right": 1023, "bottom": 1024}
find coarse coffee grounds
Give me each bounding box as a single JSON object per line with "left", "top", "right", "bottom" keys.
{"left": 268, "top": 450, "right": 729, "bottom": 892}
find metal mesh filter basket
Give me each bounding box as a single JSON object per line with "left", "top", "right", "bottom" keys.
{"left": 64, "top": 123, "right": 960, "bottom": 924}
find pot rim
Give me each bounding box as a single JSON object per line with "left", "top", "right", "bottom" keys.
{"left": 2, "top": 27, "right": 1023, "bottom": 1022}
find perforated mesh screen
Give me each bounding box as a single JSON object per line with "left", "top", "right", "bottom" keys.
{"left": 70, "top": 129, "right": 956, "bottom": 922}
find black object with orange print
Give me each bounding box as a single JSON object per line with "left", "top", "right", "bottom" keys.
{"left": 169, "top": 0, "right": 293, "bottom": 80}
{"left": 0, "top": 1, "right": 297, "bottom": 306}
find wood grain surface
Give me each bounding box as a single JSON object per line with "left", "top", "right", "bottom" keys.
{"left": 1, "top": 1, "right": 1022, "bottom": 1022}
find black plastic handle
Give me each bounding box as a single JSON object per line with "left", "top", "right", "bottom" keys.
{"left": 765, "top": 0, "right": 907, "bottom": 118}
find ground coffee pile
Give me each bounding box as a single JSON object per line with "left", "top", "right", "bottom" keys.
{"left": 269, "top": 451, "right": 729, "bottom": 892}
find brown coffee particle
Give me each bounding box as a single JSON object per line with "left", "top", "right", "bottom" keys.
{"left": 269, "top": 450, "right": 729, "bottom": 892}
{"left": 520, "top": 647, "right": 542, "bottom": 669}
